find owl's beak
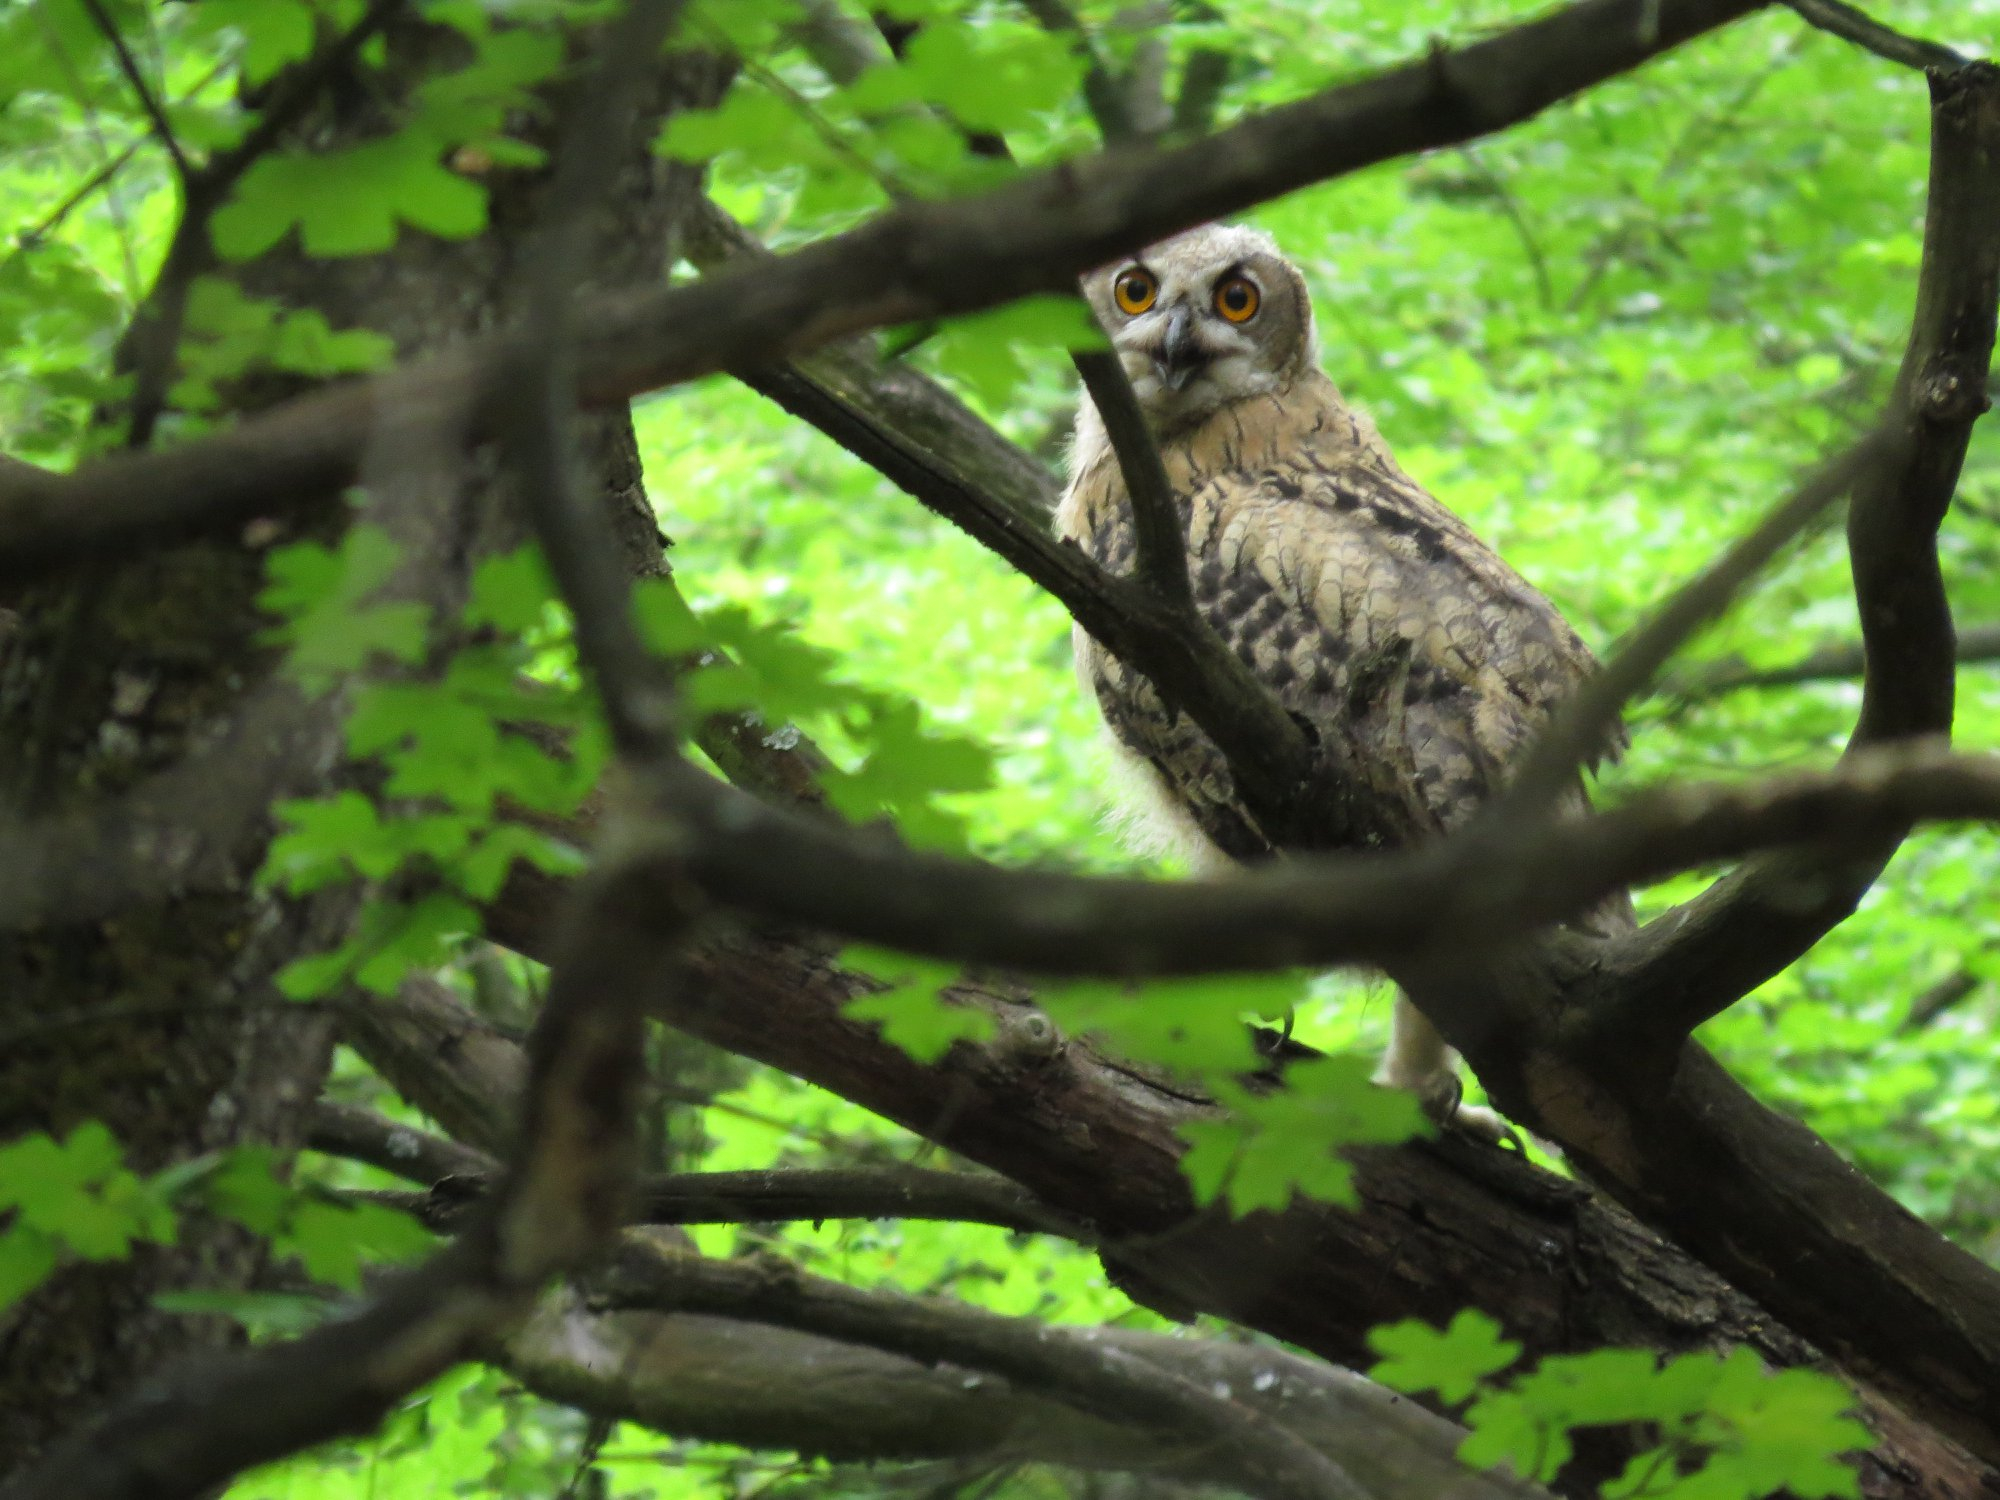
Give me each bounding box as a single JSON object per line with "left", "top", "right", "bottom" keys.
{"left": 1154, "top": 305, "right": 1209, "bottom": 391}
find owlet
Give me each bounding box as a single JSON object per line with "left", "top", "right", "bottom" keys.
{"left": 1056, "top": 224, "right": 1628, "bottom": 1140}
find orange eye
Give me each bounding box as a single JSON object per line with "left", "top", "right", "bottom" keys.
{"left": 1214, "top": 275, "right": 1260, "bottom": 323}
{"left": 1112, "top": 267, "right": 1157, "bottom": 316}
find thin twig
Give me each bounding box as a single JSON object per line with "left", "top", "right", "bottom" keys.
{"left": 78, "top": 0, "right": 190, "bottom": 181}
{"left": 1783, "top": 0, "right": 1967, "bottom": 73}
{"left": 1495, "top": 426, "right": 1895, "bottom": 815}
{"left": 1661, "top": 621, "right": 2000, "bottom": 704}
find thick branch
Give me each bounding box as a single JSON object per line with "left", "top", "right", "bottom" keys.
{"left": 0, "top": 0, "right": 1765, "bottom": 583}
{"left": 595, "top": 1239, "right": 1371, "bottom": 1500}
{"left": 500, "top": 1292, "right": 1545, "bottom": 1500}
{"left": 645, "top": 742, "right": 2000, "bottom": 982}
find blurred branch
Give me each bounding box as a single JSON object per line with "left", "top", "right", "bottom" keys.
{"left": 366, "top": 1165, "right": 1076, "bottom": 1237}
{"left": 500, "top": 1291, "right": 1549, "bottom": 1500}
{"left": 596, "top": 1239, "right": 1369, "bottom": 1500}
{"left": 78, "top": 0, "right": 189, "bottom": 181}
{"left": 1017, "top": 0, "right": 1140, "bottom": 141}
{"left": 307, "top": 1101, "right": 500, "bottom": 1183}
{"left": 1783, "top": 0, "right": 1968, "bottom": 72}
{"left": 1661, "top": 620, "right": 2000, "bottom": 702}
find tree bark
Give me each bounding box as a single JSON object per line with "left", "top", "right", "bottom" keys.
{"left": 0, "top": 20, "right": 724, "bottom": 1477}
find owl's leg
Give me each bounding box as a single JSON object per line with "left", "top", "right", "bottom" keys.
{"left": 1375, "top": 995, "right": 1508, "bottom": 1144}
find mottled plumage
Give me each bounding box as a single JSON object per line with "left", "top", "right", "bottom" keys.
{"left": 1058, "top": 224, "right": 1624, "bottom": 1135}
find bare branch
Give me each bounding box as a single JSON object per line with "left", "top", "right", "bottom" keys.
{"left": 1016, "top": 0, "right": 1140, "bottom": 142}
{"left": 1662, "top": 621, "right": 2000, "bottom": 701}
{"left": 643, "top": 741, "right": 2000, "bottom": 982}
{"left": 306, "top": 1101, "right": 500, "bottom": 1184}
{"left": 1605, "top": 61, "right": 2000, "bottom": 1043}
{"left": 1072, "top": 350, "right": 1196, "bottom": 612}
{"left": 1497, "top": 425, "right": 1895, "bottom": 814}
{"left": 78, "top": 0, "right": 189, "bottom": 181}
{"left": 369, "top": 1165, "right": 1076, "bottom": 1237}
{"left": 500, "top": 1292, "right": 1547, "bottom": 1500}
{"left": 0, "top": 0, "right": 1767, "bottom": 582}
{"left": 1784, "top": 0, "right": 1968, "bottom": 73}
{"left": 596, "top": 1238, "right": 1371, "bottom": 1500}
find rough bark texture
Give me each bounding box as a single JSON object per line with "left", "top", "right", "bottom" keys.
{"left": 0, "top": 21, "right": 724, "bottom": 1476}
{"left": 477, "top": 866, "right": 2000, "bottom": 1500}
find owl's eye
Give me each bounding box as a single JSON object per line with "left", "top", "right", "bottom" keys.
{"left": 1112, "top": 267, "right": 1157, "bottom": 316}
{"left": 1214, "top": 275, "right": 1260, "bottom": 323}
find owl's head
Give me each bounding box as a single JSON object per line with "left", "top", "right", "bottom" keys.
{"left": 1082, "top": 223, "right": 1319, "bottom": 433}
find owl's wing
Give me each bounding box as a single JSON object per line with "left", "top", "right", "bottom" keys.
{"left": 1185, "top": 442, "right": 1614, "bottom": 832}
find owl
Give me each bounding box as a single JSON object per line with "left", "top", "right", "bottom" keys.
{"left": 1056, "top": 224, "right": 1629, "bottom": 1140}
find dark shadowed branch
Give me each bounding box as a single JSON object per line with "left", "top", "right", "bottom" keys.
{"left": 363, "top": 1165, "right": 1076, "bottom": 1237}
{"left": 1073, "top": 349, "right": 1197, "bottom": 612}
{"left": 307, "top": 1101, "right": 500, "bottom": 1183}
{"left": 653, "top": 740, "right": 2000, "bottom": 981}
{"left": 0, "top": 0, "right": 1765, "bottom": 580}
{"left": 1602, "top": 61, "right": 2000, "bottom": 1047}
{"left": 1784, "top": 0, "right": 1968, "bottom": 72}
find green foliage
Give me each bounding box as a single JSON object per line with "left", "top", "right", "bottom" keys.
{"left": 1371, "top": 1317, "right": 1870, "bottom": 1499}
{"left": 841, "top": 946, "right": 997, "bottom": 1062}
{"left": 174, "top": 277, "right": 395, "bottom": 411}
{"left": 0, "top": 1129, "right": 429, "bottom": 1314}
{"left": 0, "top": 1124, "right": 177, "bottom": 1307}
{"left": 8, "top": 0, "right": 1999, "bottom": 1493}
{"left": 1178, "top": 1053, "right": 1427, "bottom": 1214}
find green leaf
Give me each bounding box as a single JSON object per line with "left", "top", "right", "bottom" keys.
{"left": 1177, "top": 1053, "right": 1425, "bottom": 1214}
{"left": 842, "top": 946, "right": 995, "bottom": 1063}
{"left": 923, "top": 295, "right": 1104, "bottom": 410}
{"left": 0, "top": 1227, "right": 61, "bottom": 1311}
{"left": 1369, "top": 1310, "right": 1523, "bottom": 1406}
{"left": 260, "top": 525, "right": 431, "bottom": 689}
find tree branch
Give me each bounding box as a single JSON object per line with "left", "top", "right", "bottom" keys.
{"left": 1072, "top": 349, "right": 1196, "bottom": 612}
{"left": 369, "top": 1165, "right": 1076, "bottom": 1236}
{"left": 649, "top": 742, "right": 2000, "bottom": 983}
{"left": 1492, "top": 426, "right": 1895, "bottom": 815}
{"left": 1661, "top": 621, "right": 2000, "bottom": 701}
{"left": 1783, "top": 0, "right": 1968, "bottom": 73}
{"left": 78, "top": 0, "right": 189, "bottom": 182}
{"left": 306, "top": 1101, "right": 499, "bottom": 1184}
{"left": 0, "top": 0, "right": 1766, "bottom": 582}
{"left": 1602, "top": 61, "right": 2000, "bottom": 1044}
{"left": 499, "top": 1291, "right": 1548, "bottom": 1500}
{"left": 595, "top": 1238, "right": 1370, "bottom": 1500}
